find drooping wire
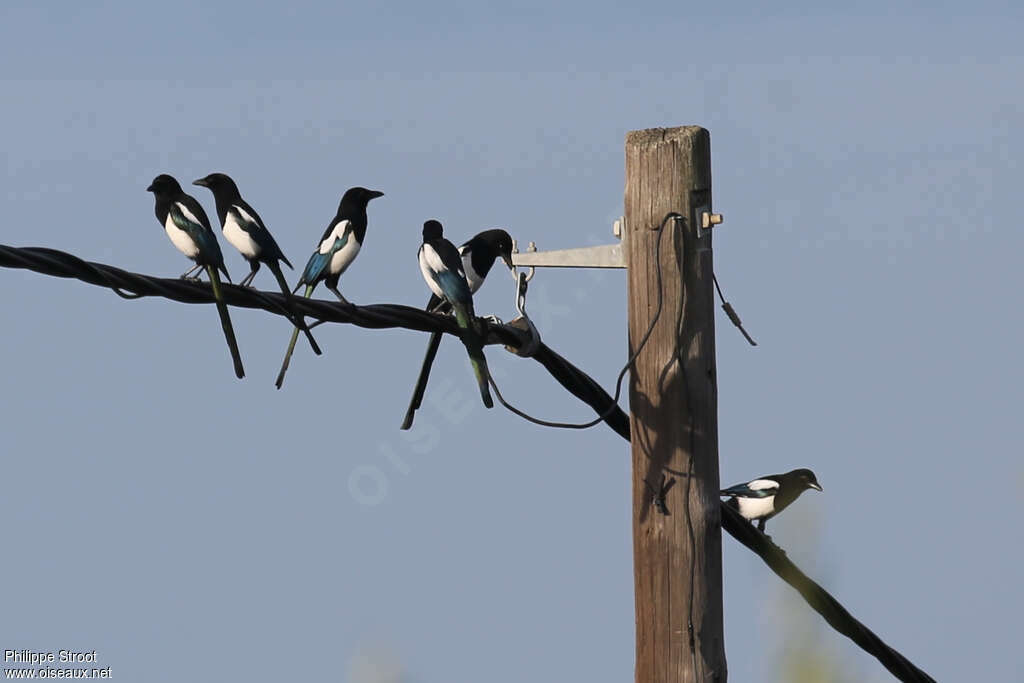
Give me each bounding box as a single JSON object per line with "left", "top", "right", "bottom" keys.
{"left": 485, "top": 211, "right": 683, "bottom": 430}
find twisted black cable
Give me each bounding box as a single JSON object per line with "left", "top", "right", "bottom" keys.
{"left": 0, "top": 244, "right": 630, "bottom": 437}
{"left": 720, "top": 504, "right": 936, "bottom": 683}
{"left": 0, "top": 242, "right": 935, "bottom": 681}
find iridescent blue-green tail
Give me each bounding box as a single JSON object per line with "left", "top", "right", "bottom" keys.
{"left": 206, "top": 266, "right": 245, "bottom": 379}
{"left": 269, "top": 262, "right": 321, "bottom": 356}
{"left": 453, "top": 304, "right": 493, "bottom": 409}
{"left": 275, "top": 284, "right": 314, "bottom": 389}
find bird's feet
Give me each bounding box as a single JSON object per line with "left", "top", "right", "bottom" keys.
{"left": 327, "top": 287, "right": 352, "bottom": 307}
{"left": 482, "top": 315, "right": 503, "bottom": 325}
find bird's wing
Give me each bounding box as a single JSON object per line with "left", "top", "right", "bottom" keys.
{"left": 436, "top": 240, "right": 467, "bottom": 277}
{"left": 459, "top": 243, "right": 487, "bottom": 293}
{"left": 720, "top": 478, "right": 779, "bottom": 498}
{"left": 229, "top": 203, "right": 264, "bottom": 236}
{"left": 170, "top": 201, "right": 221, "bottom": 258}
{"left": 231, "top": 202, "right": 292, "bottom": 267}
{"left": 169, "top": 201, "right": 209, "bottom": 239}
{"left": 300, "top": 219, "right": 352, "bottom": 285}
{"left": 176, "top": 194, "right": 214, "bottom": 230}
{"left": 421, "top": 241, "right": 471, "bottom": 304}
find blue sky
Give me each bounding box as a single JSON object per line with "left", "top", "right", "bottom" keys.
{"left": 2, "top": 2, "right": 1021, "bottom": 681}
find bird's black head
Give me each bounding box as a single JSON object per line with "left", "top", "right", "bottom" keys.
{"left": 422, "top": 219, "right": 444, "bottom": 241}
{"left": 146, "top": 174, "right": 183, "bottom": 197}
{"left": 790, "top": 468, "right": 823, "bottom": 492}
{"left": 338, "top": 186, "right": 384, "bottom": 214}
{"left": 193, "top": 172, "right": 240, "bottom": 198}
{"left": 476, "top": 228, "right": 515, "bottom": 270}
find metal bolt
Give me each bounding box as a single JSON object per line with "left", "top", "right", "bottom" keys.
{"left": 701, "top": 212, "right": 724, "bottom": 229}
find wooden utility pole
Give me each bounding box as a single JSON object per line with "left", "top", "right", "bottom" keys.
{"left": 626, "top": 126, "right": 725, "bottom": 682}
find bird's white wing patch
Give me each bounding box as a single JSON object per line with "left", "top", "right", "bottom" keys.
{"left": 747, "top": 479, "right": 780, "bottom": 492}
{"left": 461, "top": 248, "right": 485, "bottom": 293}
{"left": 223, "top": 210, "right": 260, "bottom": 259}
{"left": 420, "top": 242, "right": 448, "bottom": 275}
{"left": 319, "top": 219, "right": 351, "bottom": 254}
{"left": 418, "top": 245, "right": 447, "bottom": 300}
{"left": 234, "top": 204, "right": 259, "bottom": 226}
{"left": 174, "top": 202, "right": 203, "bottom": 226}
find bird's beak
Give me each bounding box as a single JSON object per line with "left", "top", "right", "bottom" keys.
{"left": 369, "top": 190, "right": 384, "bottom": 199}
{"left": 502, "top": 253, "right": 514, "bottom": 270}
{"left": 809, "top": 483, "right": 823, "bottom": 492}
{"left": 192, "top": 178, "right": 208, "bottom": 187}
{"left": 145, "top": 183, "right": 155, "bottom": 192}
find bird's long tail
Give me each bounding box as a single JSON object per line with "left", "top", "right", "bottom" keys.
{"left": 400, "top": 331, "right": 443, "bottom": 429}
{"left": 276, "top": 285, "right": 314, "bottom": 389}
{"left": 453, "top": 305, "right": 493, "bottom": 409}
{"left": 206, "top": 266, "right": 245, "bottom": 379}
{"left": 270, "top": 262, "right": 321, "bottom": 356}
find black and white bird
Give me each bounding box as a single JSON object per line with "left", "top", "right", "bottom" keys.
{"left": 401, "top": 229, "right": 513, "bottom": 429}
{"left": 192, "top": 173, "right": 294, "bottom": 289}
{"left": 146, "top": 173, "right": 245, "bottom": 379}
{"left": 720, "top": 468, "right": 822, "bottom": 533}
{"left": 275, "top": 186, "right": 384, "bottom": 389}
{"left": 417, "top": 220, "right": 494, "bottom": 409}
{"left": 193, "top": 172, "right": 321, "bottom": 356}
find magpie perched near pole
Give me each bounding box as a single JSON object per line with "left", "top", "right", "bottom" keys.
{"left": 193, "top": 172, "right": 321, "bottom": 356}
{"left": 275, "top": 186, "right": 384, "bottom": 389}
{"left": 147, "top": 174, "right": 245, "bottom": 379}
{"left": 720, "top": 468, "right": 822, "bottom": 533}
{"left": 401, "top": 229, "right": 513, "bottom": 429}
{"left": 417, "top": 220, "right": 494, "bottom": 410}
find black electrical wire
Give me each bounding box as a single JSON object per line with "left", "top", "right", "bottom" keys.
{"left": 0, "top": 243, "right": 632, "bottom": 436}
{"left": 712, "top": 273, "right": 757, "bottom": 346}
{"left": 720, "top": 504, "right": 936, "bottom": 683}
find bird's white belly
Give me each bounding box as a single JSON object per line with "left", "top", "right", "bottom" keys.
{"left": 329, "top": 237, "right": 361, "bottom": 276}
{"left": 736, "top": 495, "right": 776, "bottom": 521}
{"left": 164, "top": 215, "right": 199, "bottom": 259}
{"left": 223, "top": 214, "right": 260, "bottom": 259}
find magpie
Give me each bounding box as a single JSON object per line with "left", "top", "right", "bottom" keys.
{"left": 147, "top": 174, "right": 245, "bottom": 379}
{"left": 401, "top": 228, "right": 513, "bottom": 429}
{"left": 720, "top": 468, "right": 822, "bottom": 533}
{"left": 193, "top": 172, "right": 321, "bottom": 356}
{"left": 417, "top": 220, "right": 493, "bottom": 409}
{"left": 275, "top": 186, "right": 384, "bottom": 389}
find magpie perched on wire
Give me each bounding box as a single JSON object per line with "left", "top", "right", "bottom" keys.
{"left": 193, "top": 172, "right": 321, "bottom": 356}
{"left": 417, "top": 220, "right": 494, "bottom": 409}
{"left": 146, "top": 174, "right": 245, "bottom": 379}
{"left": 401, "top": 229, "right": 513, "bottom": 429}
{"left": 275, "top": 186, "right": 384, "bottom": 389}
{"left": 720, "top": 468, "right": 822, "bottom": 533}
{"left": 192, "top": 173, "right": 294, "bottom": 288}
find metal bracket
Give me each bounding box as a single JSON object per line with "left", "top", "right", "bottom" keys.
{"left": 511, "top": 217, "right": 627, "bottom": 271}
{"left": 510, "top": 208, "right": 723, "bottom": 270}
